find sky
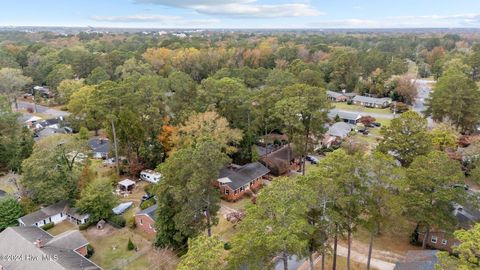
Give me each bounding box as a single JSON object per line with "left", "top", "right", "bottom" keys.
{"left": 2, "top": 0, "right": 480, "bottom": 29}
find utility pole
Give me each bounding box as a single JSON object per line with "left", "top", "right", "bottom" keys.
{"left": 111, "top": 119, "right": 120, "bottom": 176}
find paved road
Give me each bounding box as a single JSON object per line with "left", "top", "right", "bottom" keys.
{"left": 413, "top": 79, "right": 435, "bottom": 127}
{"left": 16, "top": 101, "right": 70, "bottom": 117}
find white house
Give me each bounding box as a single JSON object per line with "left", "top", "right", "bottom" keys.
{"left": 140, "top": 169, "right": 162, "bottom": 184}
{"left": 18, "top": 200, "right": 89, "bottom": 227}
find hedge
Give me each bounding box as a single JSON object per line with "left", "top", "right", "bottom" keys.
{"left": 41, "top": 222, "right": 55, "bottom": 230}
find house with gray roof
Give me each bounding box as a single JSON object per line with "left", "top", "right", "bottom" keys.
{"left": 88, "top": 138, "right": 111, "bottom": 159}
{"left": 216, "top": 162, "right": 270, "bottom": 201}
{"left": 327, "top": 122, "right": 354, "bottom": 139}
{"left": 352, "top": 95, "right": 392, "bottom": 108}
{"left": 18, "top": 200, "right": 89, "bottom": 227}
{"left": 328, "top": 109, "right": 362, "bottom": 125}
{"left": 417, "top": 202, "right": 480, "bottom": 253}
{"left": 0, "top": 226, "right": 100, "bottom": 270}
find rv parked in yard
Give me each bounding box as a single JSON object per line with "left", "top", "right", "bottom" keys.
{"left": 140, "top": 170, "right": 162, "bottom": 183}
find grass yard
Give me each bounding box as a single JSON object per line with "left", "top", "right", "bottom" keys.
{"left": 375, "top": 118, "right": 392, "bottom": 127}
{"left": 316, "top": 255, "right": 376, "bottom": 270}
{"left": 82, "top": 224, "right": 178, "bottom": 270}
{"left": 353, "top": 225, "right": 422, "bottom": 256}
{"left": 212, "top": 215, "right": 239, "bottom": 242}
{"left": 47, "top": 221, "right": 78, "bottom": 236}
{"left": 333, "top": 102, "right": 392, "bottom": 115}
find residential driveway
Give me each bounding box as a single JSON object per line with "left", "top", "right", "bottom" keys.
{"left": 330, "top": 108, "right": 394, "bottom": 119}
{"left": 16, "top": 101, "right": 70, "bottom": 117}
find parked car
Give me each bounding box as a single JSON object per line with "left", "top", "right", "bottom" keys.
{"left": 141, "top": 194, "right": 154, "bottom": 202}
{"left": 452, "top": 184, "right": 469, "bottom": 191}
{"left": 306, "top": 155, "right": 319, "bottom": 164}
{"left": 360, "top": 130, "right": 369, "bottom": 135}
{"left": 373, "top": 122, "right": 381, "bottom": 127}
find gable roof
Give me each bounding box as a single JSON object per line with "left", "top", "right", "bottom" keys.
{"left": 328, "top": 110, "right": 362, "bottom": 121}
{"left": 136, "top": 204, "right": 158, "bottom": 220}
{"left": 327, "top": 122, "right": 353, "bottom": 138}
{"left": 219, "top": 162, "right": 270, "bottom": 190}
{"left": 0, "top": 189, "right": 6, "bottom": 198}
{"left": 19, "top": 200, "right": 69, "bottom": 226}
{"left": 326, "top": 90, "right": 346, "bottom": 98}
{"left": 352, "top": 95, "right": 392, "bottom": 105}
{"left": 88, "top": 138, "right": 111, "bottom": 154}
{"left": 35, "top": 127, "right": 67, "bottom": 140}
{"left": 0, "top": 227, "right": 100, "bottom": 270}
{"left": 46, "top": 230, "right": 88, "bottom": 250}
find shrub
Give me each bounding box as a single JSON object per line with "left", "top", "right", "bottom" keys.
{"left": 127, "top": 238, "right": 135, "bottom": 251}
{"left": 127, "top": 216, "right": 136, "bottom": 229}
{"left": 140, "top": 198, "right": 155, "bottom": 210}
{"left": 108, "top": 215, "right": 126, "bottom": 228}
{"left": 41, "top": 222, "right": 54, "bottom": 230}
{"left": 79, "top": 223, "right": 90, "bottom": 231}
{"left": 86, "top": 244, "right": 94, "bottom": 258}
{"left": 224, "top": 242, "right": 232, "bottom": 250}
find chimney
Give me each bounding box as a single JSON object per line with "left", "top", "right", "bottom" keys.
{"left": 34, "top": 239, "right": 44, "bottom": 248}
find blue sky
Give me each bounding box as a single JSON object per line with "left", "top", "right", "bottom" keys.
{"left": 2, "top": 0, "right": 480, "bottom": 28}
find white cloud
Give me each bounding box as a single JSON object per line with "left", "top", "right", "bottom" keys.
{"left": 91, "top": 14, "right": 181, "bottom": 22}
{"left": 134, "top": 0, "right": 323, "bottom": 18}
{"left": 90, "top": 14, "right": 221, "bottom": 26}
{"left": 309, "top": 13, "right": 480, "bottom": 28}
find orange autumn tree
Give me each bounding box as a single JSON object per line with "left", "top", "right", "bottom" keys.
{"left": 171, "top": 111, "right": 243, "bottom": 155}
{"left": 158, "top": 118, "right": 176, "bottom": 159}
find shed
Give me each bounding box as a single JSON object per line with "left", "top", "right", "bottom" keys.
{"left": 118, "top": 179, "right": 136, "bottom": 191}
{"left": 96, "top": 220, "right": 106, "bottom": 230}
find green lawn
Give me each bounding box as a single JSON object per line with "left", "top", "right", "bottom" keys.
{"left": 83, "top": 225, "right": 178, "bottom": 270}
{"left": 47, "top": 221, "right": 78, "bottom": 236}
{"left": 333, "top": 102, "right": 392, "bottom": 115}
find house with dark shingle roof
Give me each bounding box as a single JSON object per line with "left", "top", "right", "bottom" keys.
{"left": 135, "top": 204, "right": 158, "bottom": 236}
{"left": 88, "top": 138, "right": 111, "bottom": 159}
{"left": 215, "top": 162, "right": 270, "bottom": 202}
{"left": 0, "top": 226, "right": 100, "bottom": 270}
{"left": 18, "top": 200, "right": 89, "bottom": 228}
{"left": 417, "top": 203, "right": 480, "bottom": 253}
{"left": 326, "top": 91, "right": 355, "bottom": 102}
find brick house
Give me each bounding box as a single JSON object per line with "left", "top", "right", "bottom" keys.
{"left": 0, "top": 226, "right": 99, "bottom": 269}
{"left": 417, "top": 204, "right": 480, "bottom": 253}
{"left": 215, "top": 162, "right": 270, "bottom": 202}
{"left": 135, "top": 204, "right": 158, "bottom": 236}
{"left": 326, "top": 90, "right": 356, "bottom": 102}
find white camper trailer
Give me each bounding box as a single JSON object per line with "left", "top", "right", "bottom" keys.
{"left": 140, "top": 170, "right": 162, "bottom": 184}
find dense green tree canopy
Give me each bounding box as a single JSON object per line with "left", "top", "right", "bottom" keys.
{"left": 426, "top": 67, "right": 480, "bottom": 133}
